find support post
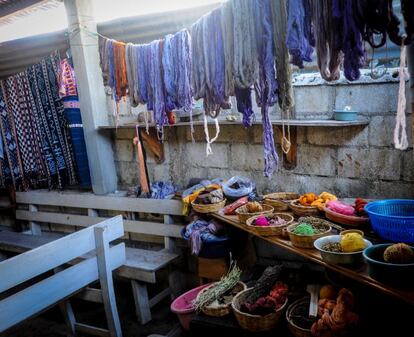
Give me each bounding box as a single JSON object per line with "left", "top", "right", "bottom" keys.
{"left": 407, "top": 43, "right": 414, "bottom": 155}
{"left": 63, "top": 0, "right": 117, "bottom": 194}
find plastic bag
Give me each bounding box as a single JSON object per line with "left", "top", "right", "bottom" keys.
{"left": 222, "top": 176, "right": 255, "bottom": 198}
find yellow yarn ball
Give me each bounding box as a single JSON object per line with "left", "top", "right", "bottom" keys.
{"left": 340, "top": 233, "right": 365, "bottom": 252}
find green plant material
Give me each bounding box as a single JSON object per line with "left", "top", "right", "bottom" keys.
{"left": 293, "top": 223, "right": 315, "bottom": 235}
{"left": 195, "top": 262, "right": 242, "bottom": 311}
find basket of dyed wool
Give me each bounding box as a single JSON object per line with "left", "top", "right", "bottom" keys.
{"left": 191, "top": 187, "right": 226, "bottom": 213}
{"left": 246, "top": 213, "right": 294, "bottom": 236}
{"left": 287, "top": 217, "right": 333, "bottom": 249}
{"left": 290, "top": 198, "right": 320, "bottom": 217}
{"left": 263, "top": 192, "right": 300, "bottom": 211}
{"left": 235, "top": 202, "right": 273, "bottom": 224}
{"left": 231, "top": 265, "right": 288, "bottom": 332}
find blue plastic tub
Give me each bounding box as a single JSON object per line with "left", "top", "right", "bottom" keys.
{"left": 363, "top": 244, "right": 414, "bottom": 287}
{"left": 181, "top": 228, "right": 232, "bottom": 258}
{"left": 333, "top": 109, "right": 358, "bottom": 121}
{"left": 365, "top": 200, "right": 414, "bottom": 243}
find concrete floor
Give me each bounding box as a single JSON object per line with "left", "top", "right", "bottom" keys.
{"left": 1, "top": 282, "right": 179, "bottom": 337}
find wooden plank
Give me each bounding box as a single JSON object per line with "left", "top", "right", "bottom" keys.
{"left": 29, "top": 204, "right": 41, "bottom": 235}
{"left": 0, "top": 243, "right": 125, "bottom": 332}
{"left": 131, "top": 280, "right": 151, "bottom": 324}
{"left": 0, "top": 0, "right": 45, "bottom": 19}
{"left": 0, "top": 231, "right": 58, "bottom": 253}
{"left": 75, "top": 287, "right": 103, "bottom": 303}
{"left": 0, "top": 216, "right": 124, "bottom": 293}
{"left": 212, "top": 211, "right": 414, "bottom": 305}
{"left": 16, "top": 210, "right": 183, "bottom": 238}
{"left": 16, "top": 191, "right": 183, "bottom": 215}
{"left": 163, "top": 215, "right": 177, "bottom": 251}
{"left": 149, "top": 287, "right": 171, "bottom": 308}
{"left": 94, "top": 227, "right": 123, "bottom": 337}
{"left": 75, "top": 322, "right": 110, "bottom": 337}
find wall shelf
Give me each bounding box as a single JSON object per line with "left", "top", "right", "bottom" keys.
{"left": 98, "top": 118, "right": 370, "bottom": 130}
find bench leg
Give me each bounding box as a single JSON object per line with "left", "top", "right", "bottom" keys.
{"left": 59, "top": 300, "right": 76, "bottom": 336}
{"left": 131, "top": 280, "right": 152, "bottom": 324}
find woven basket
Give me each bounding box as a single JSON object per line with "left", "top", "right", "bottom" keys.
{"left": 197, "top": 282, "right": 247, "bottom": 317}
{"left": 287, "top": 222, "right": 332, "bottom": 249}
{"left": 191, "top": 199, "right": 226, "bottom": 214}
{"left": 286, "top": 297, "right": 313, "bottom": 337}
{"left": 290, "top": 199, "right": 320, "bottom": 217}
{"left": 235, "top": 204, "right": 274, "bottom": 224}
{"left": 263, "top": 192, "right": 300, "bottom": 211}
{"left": 245, "top": 213, "right": 294, "bottom": 236}
{"left": 231, "top": 288, "right": 287, "bottom": 332}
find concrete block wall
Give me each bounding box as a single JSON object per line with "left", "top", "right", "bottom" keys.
{"left": 112, "top": 81, "right": 414, "bottom": 198}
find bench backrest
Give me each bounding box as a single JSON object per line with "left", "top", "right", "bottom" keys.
{"left": 0, "top": 215, "right": 125, "bottom": 332}
{"left": 15, "top": 191, "right": 184, "bottom": 246}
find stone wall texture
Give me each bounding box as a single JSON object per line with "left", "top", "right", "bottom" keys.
{"left": 112, "top": 81, "right": 414, "bottom": 198}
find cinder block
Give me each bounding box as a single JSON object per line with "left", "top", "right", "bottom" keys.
{"left": 294, "top": 86, "right": 335, "bottom": 115}
{"left": 293, "top": 145, "right": 336, "bottom": 176}
{"left": 230, "top": 144, "right": 264, "bottom": 171}
{"left": 337, "top": 148, "right": 402, "bottom": 180}
{"left": 114, "top": 139, "right": 134, "bottom": 162}
{"left": 307, "top": 126, "right": 368, "bottom": 147}
{"left": 186, "top": 143, "right": 229, "bottom": 168}
{"left": 335, "top": 83, "right": 398, "bottom": 115}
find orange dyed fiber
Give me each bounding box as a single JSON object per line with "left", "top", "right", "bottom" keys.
{"left": 113, "top": 41, "right": 128, "bottom": 99}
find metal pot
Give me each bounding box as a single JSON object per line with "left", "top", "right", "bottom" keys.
{"left": 314, "top": 235, "right": 372, "bottom": 266}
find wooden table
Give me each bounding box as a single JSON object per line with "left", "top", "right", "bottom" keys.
{"left": 212, "top": 211, "right": 414, "bottom": 305}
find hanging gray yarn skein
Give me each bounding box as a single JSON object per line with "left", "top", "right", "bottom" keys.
{"left": 221, "top": 1, "right": 235, "bottom": 97}
{"left": 232, "top": 0, "right": 259, "bottom": 89}
{"left": 271, "top": 0, "right": 294, "bottom": 111}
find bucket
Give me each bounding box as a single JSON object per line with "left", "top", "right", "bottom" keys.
{"left": 170, "top": 283, "right": 211, "bottom": 330}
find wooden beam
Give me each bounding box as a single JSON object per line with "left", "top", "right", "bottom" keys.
{"left": 0, "top": 0, "right": 45, "bottom": 20}
{"left": 16, "top": 191, "right": 183, "bottom": 215}
{"left": 63, "top": 0, "right": 117, "bottom": 194}
{"left": 16, "top": 210, "right": 183, "bottom": 238}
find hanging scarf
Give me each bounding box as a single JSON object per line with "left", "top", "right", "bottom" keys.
{"left": 59, "top": 58, "right": 92, "bottom": 187}
{"left": 312, "top": 0, "right": 343, "bottom": 81}
{"left": 286, "top": 0, "right": 314, "bottom": 69}
{"left": 254, "top": 0, "right": 279, "bottom": 177}
{"left": 0, "top": 81, "right": 24, "bottom": 188}
{"left": 272, "top": 0, "right": 294, "bottom": 112}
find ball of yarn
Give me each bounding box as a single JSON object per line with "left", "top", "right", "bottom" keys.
{"left": 340, "top": 233, "right": 365, "bottom": 252}
{"left": 292, "top": 223, "right": 315, "bottom": 235}
{"left": 254, "top": 215, "right": 269, "bottom": 227}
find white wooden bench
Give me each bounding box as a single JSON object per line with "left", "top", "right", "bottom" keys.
{"left": 1, "top": 190, "right": 185, "bottom": 324}
{"left": 0, "top": 215, "right": 125, "bottom": 337}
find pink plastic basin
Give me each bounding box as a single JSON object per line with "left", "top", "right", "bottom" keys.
{"left": 170, "top": 283, "right": 211, "bottom": 330}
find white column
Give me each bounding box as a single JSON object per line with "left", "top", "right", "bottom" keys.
{"left": 63, "top": 0, "right": 117, "bottom": 194}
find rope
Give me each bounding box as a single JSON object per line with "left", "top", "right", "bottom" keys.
{"left": 203, "top": 115, "right": 220, "bottom": 156}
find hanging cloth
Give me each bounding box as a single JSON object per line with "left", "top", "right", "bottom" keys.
{"left": 220, "top": 1, "right": 235, "bottom": 98}
{"left": 59, "top": 58, "right": 92, "bottom": 187}
{"left": 0, "top": 81, "right": 25, "bottom": 188}
{"left": 125, "top": 43, "right": 140, "bottom": 107}
{"left": 286, "top": 0, "right": 314, "bottom": 69}
{"left": 254, "top": 0, "right": 279, "bottom": 177}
